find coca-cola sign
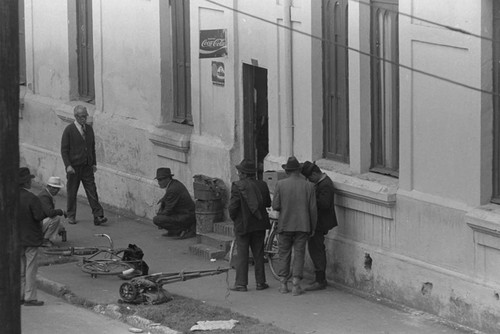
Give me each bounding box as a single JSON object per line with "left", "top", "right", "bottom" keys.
{"left": 199, "top": 29, "right": 227, "bottom": 59}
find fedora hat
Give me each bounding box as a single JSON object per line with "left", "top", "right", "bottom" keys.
{"left": 281, "top": 156, "right": 301, "bottom": 171}
{"left": 155, "top": 167, "right": 174, "bottom": 179}
{"left": 47, "top": 176, "right": 63, "bottom": 188}
{"left": 19, "top": 167, "right": 35, "bottom": 184}
{"left": 235, "top": 159, "right": 257, "bottom": 174}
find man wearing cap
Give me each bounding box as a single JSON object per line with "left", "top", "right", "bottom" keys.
{"left": 153, "top": 167, "right": 196, "bottom": 239}
{"left": 228, "top": 159, "right": 272, "bottom": 292}
{"left": 301, "top": 161, "right": 338, "bottom": 291}
{"left": 19, "top": 167, "right": 46, "bottom": 306}
{"left": 61, "top": 105, "right": 107, "bottom": 226}
{"left": 272, "top": 156, "right": 317, "bottom": 296}
{"left": 38, "top": 176, "right": 67, "bottom": 247}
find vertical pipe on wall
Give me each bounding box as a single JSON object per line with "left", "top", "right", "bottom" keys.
{"left": 283, "top": 0, "right": 294, "bottom": 157}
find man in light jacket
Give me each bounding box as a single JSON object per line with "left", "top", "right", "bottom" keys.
{"left": 272, "top": 156, "right": 317, "bottom": 296}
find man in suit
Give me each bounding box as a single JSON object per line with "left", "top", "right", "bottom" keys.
{"left": 19, "top": 167, "right": 46, "bottom": 306}
{"left": 301, "top": 161, "right": 338, "bottom": 291}
{"left": 61, "top": 105, "right": 107, "bottom": 225}
{"left": 38, "top": 176, "right": 67, "bottom": 247}
{"left": 272, "top": 156, "right": 317, "bottom": 296}
{"left": 153, "top": 167, "right": 196, "bottom": 239}
{"left": 228, "top": 159, "right": 272, "bottom": 292}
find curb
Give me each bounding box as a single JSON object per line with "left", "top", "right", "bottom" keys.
{"left": 37, "top": 275, "right": 180, "bottom": 334}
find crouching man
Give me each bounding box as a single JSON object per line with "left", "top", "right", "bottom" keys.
{"left": 153, "top": 167, "right": 196, "bottom": 239}
{"left": 38, "top": 176, "right": 67, "bottom": 247}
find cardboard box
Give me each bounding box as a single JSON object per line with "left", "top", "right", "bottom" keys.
{"left": 263, "top": 170, "right": 287, "bottom": 194}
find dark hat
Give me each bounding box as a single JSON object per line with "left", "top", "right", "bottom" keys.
{"left": 281, "top": 156, "right": 301, "bottom": 171}
{"left": 155, "top": 167, "right": 174, "bottom": 179}
{"left": 236, "top": 159, "right": 257, "bottom": 174}
{"left": 19, "top": 167, "right": 35, "bottom": 184}
{"left": 301, "top": 161, "right": 321, "bottom": 177}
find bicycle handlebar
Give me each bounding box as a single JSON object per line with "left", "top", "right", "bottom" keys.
{"left": 94, "top": 233, "right": 113, "bottom": 250}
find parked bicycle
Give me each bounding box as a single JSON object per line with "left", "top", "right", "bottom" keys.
{"left": 228, "top": 215, "right": 290, "bottom": 281}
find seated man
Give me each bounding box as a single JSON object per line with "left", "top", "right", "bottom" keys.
{"left": 153, "top": 168, "right": 196, "bottom": 239}
{"left": 38, "top": 176, "right": 67, "bottom": 247}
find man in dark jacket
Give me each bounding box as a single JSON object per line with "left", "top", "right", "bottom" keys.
{"left": 61, "top": 105, "right": 107, "bottom": 226}
{"left": 19, "top": 167, "right": 46, "bottom": 306}
{"left": 301, "top": 161, "right": 338, "bottom": 291}
{"left": 38, "top": 176, "right": 66, "bottom": 247}
{"left": 228, "top": 159, "right": 271, "bottom": 292}
{"left": 153, "top": 167, "right": 196, "bottom": 239}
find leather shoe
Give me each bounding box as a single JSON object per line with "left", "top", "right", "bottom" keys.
{"left": 229, "top": 285, "right": 247, "bottom": 292}
{"left": 24, "top": 300, "right": 44, "bottom": 306}
{"left": 304, "top": 281, "right": 327, "bottom": 291}
{"left": 67, "top": 218, "right": 76, "bottom": 225}
{"left": 256, "top": 283, "right": 269, "bottom": 291}
{"left": 176, "top": 229, "right": 196, "bottom": 240}
{"left": 94, "top": 216, "right": 107, "bottom": 226}
{"left": 41, "top": 239, "right": 54, "bottom": 247}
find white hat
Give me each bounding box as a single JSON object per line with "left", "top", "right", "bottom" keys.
{"left": 47, "top": 176, "right": 63, "bottom": 188}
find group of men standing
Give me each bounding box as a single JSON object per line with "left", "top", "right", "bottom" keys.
{"left": 228, "top": 156, "right": 337, "bottom": 296}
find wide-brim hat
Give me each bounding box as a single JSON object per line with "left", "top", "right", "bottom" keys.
{"left": 47, "top": 176, "right": 63, "bottom": 188}
{"left": 19, "top": 167, "right": 35, "bottom": 184}
{"left": 236, "top": 159, "right": 257, "bottom": 174}
{"left": 281, "top": 156, "right": 301, "bottom": 171}
{"left": 155, "top": 167, "right": 174, "bottom": 179}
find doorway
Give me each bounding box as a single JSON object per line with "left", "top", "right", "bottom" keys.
{"left": 242, "top": 64, "right": 268, "bottom": 180}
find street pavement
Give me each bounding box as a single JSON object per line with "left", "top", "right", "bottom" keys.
{"left": 33, "top": 184, "right": 485, "bottom": 334}
{"left": 22, "top": 291, "right": 133, "bottom": 334}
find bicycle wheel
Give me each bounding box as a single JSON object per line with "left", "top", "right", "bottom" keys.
{"left": 264, "top": 227, "right": 281, "bottom": 281}
{"left": 43, "top": 247, "right": 99, "bottom": 256}
{"left": 81, "top": 260, "right": 133, "bottom": 277}
{"left": 119, "top": 282, "right": 138, "bottom": 303}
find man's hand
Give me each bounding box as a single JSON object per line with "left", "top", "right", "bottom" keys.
{"left": 66, "top": 166, "right": 75, "bottom": 174}
{"left": 92, "top": 165, "right": 97, "bottom": 173}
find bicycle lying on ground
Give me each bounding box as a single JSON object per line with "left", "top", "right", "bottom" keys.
{"left": 43, "top": 234, "right": 142, "bottom": 278}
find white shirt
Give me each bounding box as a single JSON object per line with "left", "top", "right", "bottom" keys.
{"left": 74, "top": 120, "right": 86, "bottom": 138}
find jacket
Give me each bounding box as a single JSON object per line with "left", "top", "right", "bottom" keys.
{"left": 315, "top": 174, "right": 338, "bottom": 233}
{"left": 19, "top": 188, "right": 46, "bottom": 247}
{"left": 157, "top": 179, "right": 195, "bottom": 218}
{"left": 272, "top": 173, "right": 317, "bottom": 233}
{"left": 61, "top": 122, "right": 96, "bottom": 167}
{"left": 229, "top": 178, "right": 271, "bottom": 235}
{"left": 38, "top": 188, "right": 64, "bottom": 218}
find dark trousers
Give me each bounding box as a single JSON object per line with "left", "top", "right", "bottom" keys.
{"left": 66, "top": 164, "right": 104, "bottom": 219}
{"left": 308, "top": 231, "right": 327, "bottom": 274}
{"left": 278, "top": 231, "right": 309, "bottom": 280}
{"left": 153, "top": 214, "right": 195, "bottom": 232}
{"left": 234, "top": 230, "right": 266, "bottom": 286}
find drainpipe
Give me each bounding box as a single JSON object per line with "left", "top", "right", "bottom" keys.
{"left": 283, "top": 0, "right": 294, "bottom": 157}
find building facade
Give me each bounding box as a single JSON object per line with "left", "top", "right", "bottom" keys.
{"left": 19, "top": 0, "right": 500, "bottom": 332}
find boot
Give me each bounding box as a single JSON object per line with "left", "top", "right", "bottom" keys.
{"left": 292, "top": 277, "right": 304, "bottom": 296}
{"left": 305, "top": 271, "right": 327, "bottom": 291}
{"left": 279, "top": 278, "right": 289, "bottom": 294}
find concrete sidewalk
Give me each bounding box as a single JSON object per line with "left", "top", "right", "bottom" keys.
{"left": 35, "top": 185, "right": 483, "bottom": 334}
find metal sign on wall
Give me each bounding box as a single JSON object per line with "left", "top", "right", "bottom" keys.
{"left": 199, "top": 29, "right": 227, "bottom": 58}
{"left": 212, "top": 61, "right": 225, "bottom": 86}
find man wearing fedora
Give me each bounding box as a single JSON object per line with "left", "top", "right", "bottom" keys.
{"left": 272, "top": 156, "right": 317, "bottom": 296}
{"left": 38, "top": 176, "right": 67, "bottom": 247}
{"left": 301, "top": 161, "right": 337, "bottom": 291}
{"left": 61, "top": 105, "right": 107, "bottom": 226}
{"left": 228, "top": 159, "right": 272, "bottom": 292}
{"left": 153, "top": 167, "right": 196, "bottom": 239}
{"left": 19, "top": 167, "right": 46, "bottom": 306}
